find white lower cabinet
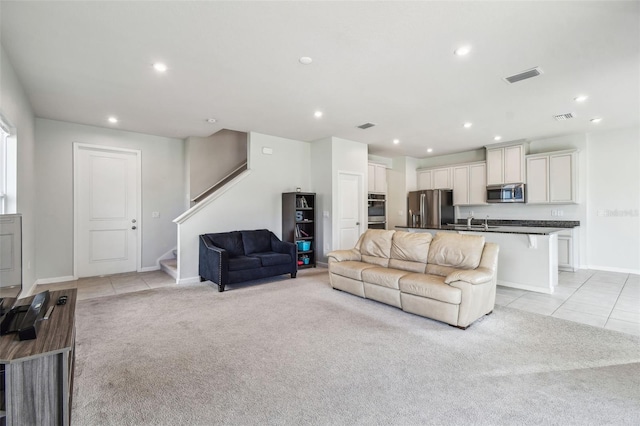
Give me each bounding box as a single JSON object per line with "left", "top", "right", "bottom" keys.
{"left": 557, "top": 228, "right": 578, "bottom": 272}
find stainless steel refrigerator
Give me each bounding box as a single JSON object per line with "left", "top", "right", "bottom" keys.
{"left": 407, "top": 189, "right": 454, "bottom": 227}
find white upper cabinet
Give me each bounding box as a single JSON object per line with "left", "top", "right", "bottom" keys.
{"left": 452, "top": 162, "right": 487, "bottom": 206}
{"left": 417, "top": 169, "right": 433, "bottom": 190}
{"left": 368, "top": 163, "right": 387, "bottom": 194}
{"left": 526, "top": 150, "right": 578, "bottom": 204}
{"left": 486, "top": 142, "right": 527, "bottom": 185}
{"left": 432, "top": 167, "right": 452, "bottom": 189}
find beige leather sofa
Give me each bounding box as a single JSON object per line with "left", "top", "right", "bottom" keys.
{"left": 328, "top": 229, "right": 499, "bottom": 329}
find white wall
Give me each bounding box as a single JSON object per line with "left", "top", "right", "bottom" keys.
{"left": 0, "top": 45, "right": 37, "bottom": 296}
{"left": 177, "top": 132, "right": 311, "bottom": 281}
{"left": 387, "top": 156, "right": 419, "bottom": 230}
{"left": 310, "top": 137, "right": 333, "bottom": 261}
{"left": 586, "top": 126, "right": 639, "bottom": 272}
{"left": 34, "top": 119, "right": 185, "bottom": 280}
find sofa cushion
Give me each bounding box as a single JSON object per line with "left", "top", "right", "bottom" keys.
{"left": 391, "top": 231, "right": 432, "bottom": 263}
{"left": 427, "top": 232, "right": 485, "bottom": 270}
{"left": 228, "top": 255, "right": 262, "bottom": 271}
{"left": 252, "top": 252, "right": 292, "bottom": 267}
{"left": 361, "top": 267, "right": 410, "bottom": 290}
{"left": 208, "top": 231, "right": 244, "bottom": 257}
{"left": 330, "top": 260, "right": 377, "bottom": 281}
{"left": 241, "top": 230, "right": 272, "bottom": 255}
{"left": 359, "top": 229, "right": 394, "bottom": 258}
{"left": 399, "top": 273, "right": 462, "bottom": 305}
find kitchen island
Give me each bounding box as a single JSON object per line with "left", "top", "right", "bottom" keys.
{"left": 397, "top": 221, "right": 576, "bottom": 294}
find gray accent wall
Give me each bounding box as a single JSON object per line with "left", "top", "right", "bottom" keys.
{"left": 34, "top": 118, "right": 185, "bottom": 280}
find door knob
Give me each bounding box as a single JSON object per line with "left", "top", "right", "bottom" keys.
{"left": 131, "top": 226, "right": 137, "bottom": 230}
{"left": 132, "top": 219, "right": 137, "bottom": 223}
{"left": 356, "top": 222, "right": 360, "bottom": 226}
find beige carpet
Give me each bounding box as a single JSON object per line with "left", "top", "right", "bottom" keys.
{"left": 72, "top": 269, "right": 640, "bottom": 425}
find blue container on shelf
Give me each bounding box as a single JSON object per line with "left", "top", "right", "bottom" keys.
{"left": 303, "top": 257, "right": 310, "bottom": 265}
{"left": 297, "top": 241, "right": 311, "bottom": 251}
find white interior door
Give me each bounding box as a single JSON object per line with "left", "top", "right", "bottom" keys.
{"left": 0, "top": 214, "right": 22, "bottom": 289}
{"left": 337, "top": 172, "right": 363, "bottom": 250}
{"left": 75, "top": 144, "right": 140, "bottom": 277}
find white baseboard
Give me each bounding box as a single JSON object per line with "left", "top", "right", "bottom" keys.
{"left": 139, "top": 265, "right": 160, "bottom": 272}
{"left": 316, "top": 262, "right": 328, "bottom": 268}
{"left": 178, "top": 276, "right": 202, "bottom": 285}
{"left": 583, "top": 265, "right": 640, "bottom": 275}
{"left": 35, "top": 275, "right": 78, "bottom": 285}
{"left": 497, "top": 279, "right": 553, "bottom": 294}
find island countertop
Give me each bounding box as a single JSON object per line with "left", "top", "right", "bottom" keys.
{"left": 396, "top": 220, "right": 579, "bottom": 236}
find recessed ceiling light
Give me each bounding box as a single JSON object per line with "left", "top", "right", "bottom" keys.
{"left": 590, "top": 117, "right": 603, "bottom": 123}
{"left": 299, "top": 56, "right": 313, "bottom": 65}
{"left": 108, "top": 116, "right": 118, "bottom": 124}
{"left": 454, "top": 45, "right": 471, "bottom": 56}
{"left": 463, "top": 122, "right": 473, "bottom": 128}
{"left": 427, "top": 148, "right": 433, "bottom": 153}
{"left": 393, "top": 139, "right": 400, "bottom": 145}
{"left": 314, "top": 111, "right": 323, "bottom": 118}
{"left": 574, "top": 95, "right": 588, "bottom": 103}
{"left": 494, "top": 136, "right": 502, "bottom": 141}
{"left": 206, "top": 118, "right": 217, "bottom": 123}
{"left": 153, "top": 62, "right": 168, "bottom": 72}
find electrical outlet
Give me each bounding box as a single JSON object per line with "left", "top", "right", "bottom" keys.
{"left": 551, "top": 210, "right": 556, "bottom": 217}
{"left": 558, "top": 210, "right": 564, "bottom": 217}
{"left": 470, "top": 211, "right": 474, "bottom": 216}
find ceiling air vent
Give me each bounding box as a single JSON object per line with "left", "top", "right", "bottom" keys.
{"left": 553, "top": 113, "right": 576, "bottom": 121}
{"left": 357, "top": 122, "right": 376, "bottom": 129}
{"left": 503, "top": 67, "right": 543, "bottom": 84}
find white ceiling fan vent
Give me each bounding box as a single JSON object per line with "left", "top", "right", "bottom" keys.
{"left": 357, "top": 122, "right": 376, "bottom": 129}
{"left": 503, "top": 67, "right": 543, "bottom": 84}
{"left": 553, "top": 112, "right": 576, "bottom": 121}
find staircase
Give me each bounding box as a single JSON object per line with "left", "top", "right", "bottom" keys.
{"left": 160, "top": 250, "right": 178, "bottom": 279}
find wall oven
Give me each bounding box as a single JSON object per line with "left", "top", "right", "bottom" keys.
{"left": 486, "top": 183, "right": 526, "bottom": 203}
{"left": 368, "top": 194, "right": 386, "bottom": 229}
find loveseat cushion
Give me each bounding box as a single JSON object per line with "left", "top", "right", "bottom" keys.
{"left": 361, "top": 267, "right": 409, "bottom": 290}
{"left": 207, "top": 231, "right": 244, "bottom": 257}
{"left": 330, "top": 260, "right": 377, "bottom": 281}
{"left": 252, "top": 252, "right": 292, "bottom": 267}
{"left": 427, "top": 233, "right": 485, "bottom": 270}
{"left": 241, "top": 229, "right": 272, "bottom": 255}
{"left": 359, "top": 229, "right": 394, "bottom": 267}
{"left": 399, "top": 273, "right": 462, "bottom": 305}
{"left": 228, "top": 255, "right": 262, "bottom": 271}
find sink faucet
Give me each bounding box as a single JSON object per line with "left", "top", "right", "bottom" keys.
{"left": 484, "top": 215, "right": 489, "bottom": 230}
{"left": 467, "top": 213, "right": 474, "bottom": 228}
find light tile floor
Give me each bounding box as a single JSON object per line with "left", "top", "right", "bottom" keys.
{"left": 496, "top": 270, "right": 640, "bottom": 336}
{"left": 35, "top": 269, "right": 640, "bottom": 337}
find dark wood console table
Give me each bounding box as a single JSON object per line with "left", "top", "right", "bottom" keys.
{"left": 0, "top": 289, "right": 76, "bottom": 426}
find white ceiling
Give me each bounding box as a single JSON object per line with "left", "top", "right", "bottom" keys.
{"left": 1, "top": 1, "right": 638, "bottom": 158}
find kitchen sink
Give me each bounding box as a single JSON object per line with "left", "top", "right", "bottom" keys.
{"left": 446, "top": 224, "right": 499, "bottom": 230}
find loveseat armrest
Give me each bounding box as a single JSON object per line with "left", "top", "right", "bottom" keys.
{"left": 199, "top": 235, "right": 229, "bottom": 285}
{"left": 327, "top": 248, "right": 362, "bottom": 263}
{"left": 444, "top": 267, "right": 494, "bottom": 285}
{"left": 270, "top": 235, "right": 297, "bottom": 261}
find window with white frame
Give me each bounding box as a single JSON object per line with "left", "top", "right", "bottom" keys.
{"left": 0, "top": 123, "right": 7, "bottom": 214}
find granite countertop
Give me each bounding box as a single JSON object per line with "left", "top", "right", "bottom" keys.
{"left": 396, "top": 219, "right": 580, "bottom": 236}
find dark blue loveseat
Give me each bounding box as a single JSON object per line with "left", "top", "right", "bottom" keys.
{"left": 199, "top": 229, "right": 297, "bottom": 292}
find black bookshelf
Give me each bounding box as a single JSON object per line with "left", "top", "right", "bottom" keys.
{"left": 282, "top": 192, "right": 316, "bottom": 269}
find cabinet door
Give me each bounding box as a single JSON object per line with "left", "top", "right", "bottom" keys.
{"left": 526, "top": 156, "right": 549, "bottom": 203}
{"left": 468, "top": 163, "right": 487, "bottom": 205}
{"left": 417, "top": 170, "right": 433, "bottom": 190}
{"left": 452, "top": 166, "right": 469, "bottom": 205}
{"left": 549, "top": 153, "right": 574, "bottom": 203}
{"left": 374, "top": 164, "right": 387, "bottom": 193}
{"left": 367, "top": 164, "right": 376, "bottom": 193}
{"left": 432, "top": 167, "right": 451, "bottom": 189}
{"left": 504, "top": 145, "right": 524, "bottom": 183}
{"left": 486, "top": 148, "right": 504, "bottom": 185}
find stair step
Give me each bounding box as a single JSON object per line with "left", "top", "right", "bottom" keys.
{"left": 160, "top": 258, "right": 178, "bottom": 279}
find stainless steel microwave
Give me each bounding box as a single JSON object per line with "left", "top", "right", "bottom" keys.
{"left": 486, "top": 183, "right": 526, "bottom": 203}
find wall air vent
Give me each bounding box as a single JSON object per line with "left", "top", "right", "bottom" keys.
{"left": 553, "top": 113, "right": 576, "bottom": 121}
{"left": 357, "top": 122, "right": 376, "bottom": 129}
{"left": 503, "top": 67, "right": 543, "bottom": 84}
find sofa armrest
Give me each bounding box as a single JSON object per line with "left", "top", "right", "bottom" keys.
{"left": 270, "top": 235, "right": 297, "bottom": 260}
{"left": 199, "top": 235, "right": 229, "bottom": 285}
{"left": 327, "top": 248, "right": 361, "bottom": 262}
{"left": 444, "top": 267, "right": 494, "bottom": 285}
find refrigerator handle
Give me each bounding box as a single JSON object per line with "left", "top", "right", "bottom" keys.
{"left": 420, "top": 193, "right": 426, "bottom": 228}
